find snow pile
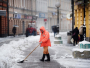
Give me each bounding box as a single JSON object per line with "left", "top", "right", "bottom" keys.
{"left": 50, "top": 32, "right": 90, "bottom": 68}
{"left": 56, "top": 58, "right": 90, "bottom": 68}
{"left": 72, "top": 48, "right": 90, "bottom": 52}
{"left": 55, "top": 34, "right": 61, "bottom": 37}
{"left": 0, "top": 32, "right": 90, "bottom": 68}
{"left": 79, "top": 40, "right": 90, "bottom": 44}
{"left": 73, "top": 40, "right": 90, "bottom": 52}
{"left": 0, "top": 36, "right": 40, "bottom": 68}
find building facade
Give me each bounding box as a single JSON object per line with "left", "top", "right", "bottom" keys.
{"left": 0, "top": 0, "right": 9, "bottom": 37}
{"left": 9, "top": 0, "right": 48, "bottom": 35}
{"left": 0, "top": 0, "right": 72, "bottom": 37}
{"left": 36, "top": 0, "right": 48, "bottom": 31}
{"left": 48, "top": 0, "right": 72, "bottom": 32}
{"left": 72, "top": 0, "right": 90, "bottom": 41}
{"left": 9, "top": 0, "right": 37, "bottom": 35}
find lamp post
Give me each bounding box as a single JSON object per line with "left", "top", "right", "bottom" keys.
{"left": 55, "top": 2, "right": 60, "bottom": 25}
{"left": 35, "top": 14, "right": 38, "bottom": 29}
{"left": 55, "top": 2, "right": 60, "bottom": 33}
{"left": 83, "top": 0, "right": 86, "bottom": 40}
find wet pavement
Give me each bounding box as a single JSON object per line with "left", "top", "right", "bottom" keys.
{"left": 18, "top": 42, "right": 66, "bottom": 68}
{"left": 0, "top": 35, "right": 25, "bottom": 46}
{"left": 0, "top": 34, "right": 72, "bottom": 68}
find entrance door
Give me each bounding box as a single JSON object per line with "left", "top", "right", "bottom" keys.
{"left": 22, "top": 21, "right": 25, "bottom": 34}
{"left": 0, "top": 16, "right": 7, "bottom": 37}
{"left": 0, "top": 16, "right": 1, "bottom": 35}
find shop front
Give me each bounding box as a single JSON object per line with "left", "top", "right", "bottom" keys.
{"left": 0, "top": 0, "right": 9, "bottom": 37}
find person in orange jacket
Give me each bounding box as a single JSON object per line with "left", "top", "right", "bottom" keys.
{"left": 39, "top": 26, "right": 51, "bottom": 62}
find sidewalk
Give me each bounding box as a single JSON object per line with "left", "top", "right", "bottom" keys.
{"left": 18, "top": 42, "right": 66, "bottom": 68}
{"left": 0, "top": 32, "right": 90, "bottom": 68}
{"left": 0, "top": 33, "right": 76, "bottom": 68}
{"left": 50, "top": 32, "right": 90, "bottom": 68}
{"left": 0, "top": 34, "right": 66, "bottom": 68}
{"left": 17, "top": 33, "right": 74, "bottom": 68}
{"left": 0, "top": 35, "right": 26, "bottom": 46}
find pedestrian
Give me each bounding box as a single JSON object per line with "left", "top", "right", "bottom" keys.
{"left": 39, "top": 26, "right": 51, "bottom": 62}
{"left": 79, "top": 25, "right": 83, "bottom": 41}
{"left": 26, "top": 25, "right": 30, "bottom": 37}
{"left": 26, "top": 28, "right": 29, "bottom": 37}
{"left": 52, "top": 26, "right": 57, "bottom": 37}
{"left": 12, "top": 26, "right": 16, "bottom": 37}
{"left": 52, "top": 26, "right": 55, "bottom": 37}
{"left": 72, "top": 27, "right": 79, "bottom": 46}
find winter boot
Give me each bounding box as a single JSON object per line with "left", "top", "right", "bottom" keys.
{"left": 73, "top": 43, "right": 75, "bottom": 46}
{"left": 45, "top": 54, "right": 50, "bottom": 61}
{"left": 40, "top": 54, "right": 45, "bottom": 62}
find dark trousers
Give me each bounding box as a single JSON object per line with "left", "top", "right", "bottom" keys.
{"left": 54, "top": 32, "right": 56, "bottom": 37}
{"left": 74, "top": 39, "right": 78, "bottom": 45}
{"left": 13, "top": 33, "right": 16, "bottom": 37}
{"left": 80, "top": 35, "right": 83, "bottom": 41}
{"left": 73, "top": 36, "right": 78, "bottom": 46}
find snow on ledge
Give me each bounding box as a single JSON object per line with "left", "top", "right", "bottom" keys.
{"left": 72, "top": 48, "right": 90, "bottom": 52}
{"left": 79, "top": 40, "right": 90, "bottom": 44}
{"left": 55, "top": 34, "right": 61, "bottom": 37}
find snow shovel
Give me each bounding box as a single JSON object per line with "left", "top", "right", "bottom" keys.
{"left": 18, "top": 44, "right": 40, "bottom": 63}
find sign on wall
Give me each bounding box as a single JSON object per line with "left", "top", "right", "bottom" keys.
{"left": 24, "top": 15, "right": 32, "bottom": 19}
{"left": 14, "top": 14, "right": 21, "bottom": 19}
{"left": 39, "top": 13, "right": 45, "bottom": 18}
{"left": 0, "top": 10, "right": 6, "bottom": 16}
{"left": 44, "top": 19, "right": 47, "bottom": 22}
{"left": 52, "top": 12, "right": 56, "bottom": 15}
{"left": 32, "top": 16, "right": 37, "bottom": 20}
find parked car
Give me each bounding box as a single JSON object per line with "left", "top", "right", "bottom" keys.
{"left": 26, "top": 27, "right": 37, "bottom": 37}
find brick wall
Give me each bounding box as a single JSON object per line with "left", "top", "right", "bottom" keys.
{"left": 9, "top": 18, "right": 31, "bottom": 35}
{"left": 0, "top": 0, "right": 8, "bottom": 37}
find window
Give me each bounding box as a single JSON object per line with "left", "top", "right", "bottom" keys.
{"left": 9, "top": 0, "right": 11, "bottom": 6}
{"left": 3, "top": 0, "right": 7, "bottom": 1}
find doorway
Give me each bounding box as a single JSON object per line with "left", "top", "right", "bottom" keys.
{"left": 22, "top": 21, "right": 25, "bottom": 34}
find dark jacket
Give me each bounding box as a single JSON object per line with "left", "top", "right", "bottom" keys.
{"left": 52, "top": 25, "right": 59, "bottom": 33}
{"left": 12, "top": 27, "right": 16, "bottom": 34}
{"left": 72, "top": 27, "right": 79, "bottom": 40}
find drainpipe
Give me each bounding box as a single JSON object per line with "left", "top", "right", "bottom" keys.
{"left": 31, "top": 0, "right": 33, "bottom": 26}
{"left": 7, "top": 0, "right": 9, "bottom": 36}
{"left": 83, "top": 0, "right": 86, "bottom": 40}
{"left": 13, "top": 0, "right": 14, "bottom": 25}
{"left": 71, "top": 0, "right": 74, "bottom": 30}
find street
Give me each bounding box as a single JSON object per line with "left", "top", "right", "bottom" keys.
{"left": 0, "top": 0, "right": 90, "bottom": 68}
{"left": 18, "top": 42, "right": 65, "bottom": 68}
{"left": 0, "top": 32, "right": 90, "bottom": 68}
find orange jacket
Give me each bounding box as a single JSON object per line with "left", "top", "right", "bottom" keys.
{"left": 39, "top": 26, "right": 51, "bottom": 47}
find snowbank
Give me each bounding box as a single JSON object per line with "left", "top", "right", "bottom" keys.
{"left": 79, "top": 40, "right": 90, "bottom": 44}
{"left": 0, "top": 36, "right": 40, "bottom": 68}
{"left": 50, "top": 32, "right": 90, "bottom": 68}
{"left": 72, "top": 48, "right": 90, "bottom": 52}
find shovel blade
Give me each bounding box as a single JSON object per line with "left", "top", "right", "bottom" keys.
{"left": 17, "top": 60, "right": 24, "bottom": 63}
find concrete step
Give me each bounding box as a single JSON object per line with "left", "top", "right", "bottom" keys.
{"left": 55, "top": 36, "right": 62, "bottom": 40}
{"left": 54, "top": 40, "right": 63, "bottom": 44}
{"left": 72, "top": 48, "right": 90, "bottom": 59}
{"left": 54, "top": 34, "right": 63, "bottom": 44}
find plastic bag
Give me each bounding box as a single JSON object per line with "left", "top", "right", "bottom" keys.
{"left": 71, "top": 38, "right": 74, "bottom": 43}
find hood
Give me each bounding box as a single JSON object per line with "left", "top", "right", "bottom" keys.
{"left": 40, "top": 26, "right": 46, "bottom": 32}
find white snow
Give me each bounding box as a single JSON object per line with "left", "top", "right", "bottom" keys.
{"left": 0, "top": 32, "right": 90, "bottom": 68}
{"left": 0, "top": 36, "right": 40, "bottom": 68}
{"left": 50, "top": 32, "right": 90, "bottom": 68}
{"left": 79, "top": 40, "right": 90, "bottom": 44}
{"left": 55, "top": 34, "right": 61, "bottom": 37}
{"left": 72, "top": 48, "right": 90, "bottom": 52}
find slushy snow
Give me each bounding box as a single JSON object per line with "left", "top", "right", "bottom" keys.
{"left": 0, "top": 36, "right": 40, "bottom": 68}
{"left": 0, "top": 32, "right": 90, "bottom": 68}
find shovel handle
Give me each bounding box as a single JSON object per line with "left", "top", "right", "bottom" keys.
{"left": 24, "top": 44, "right": 40, "bottom": 61}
